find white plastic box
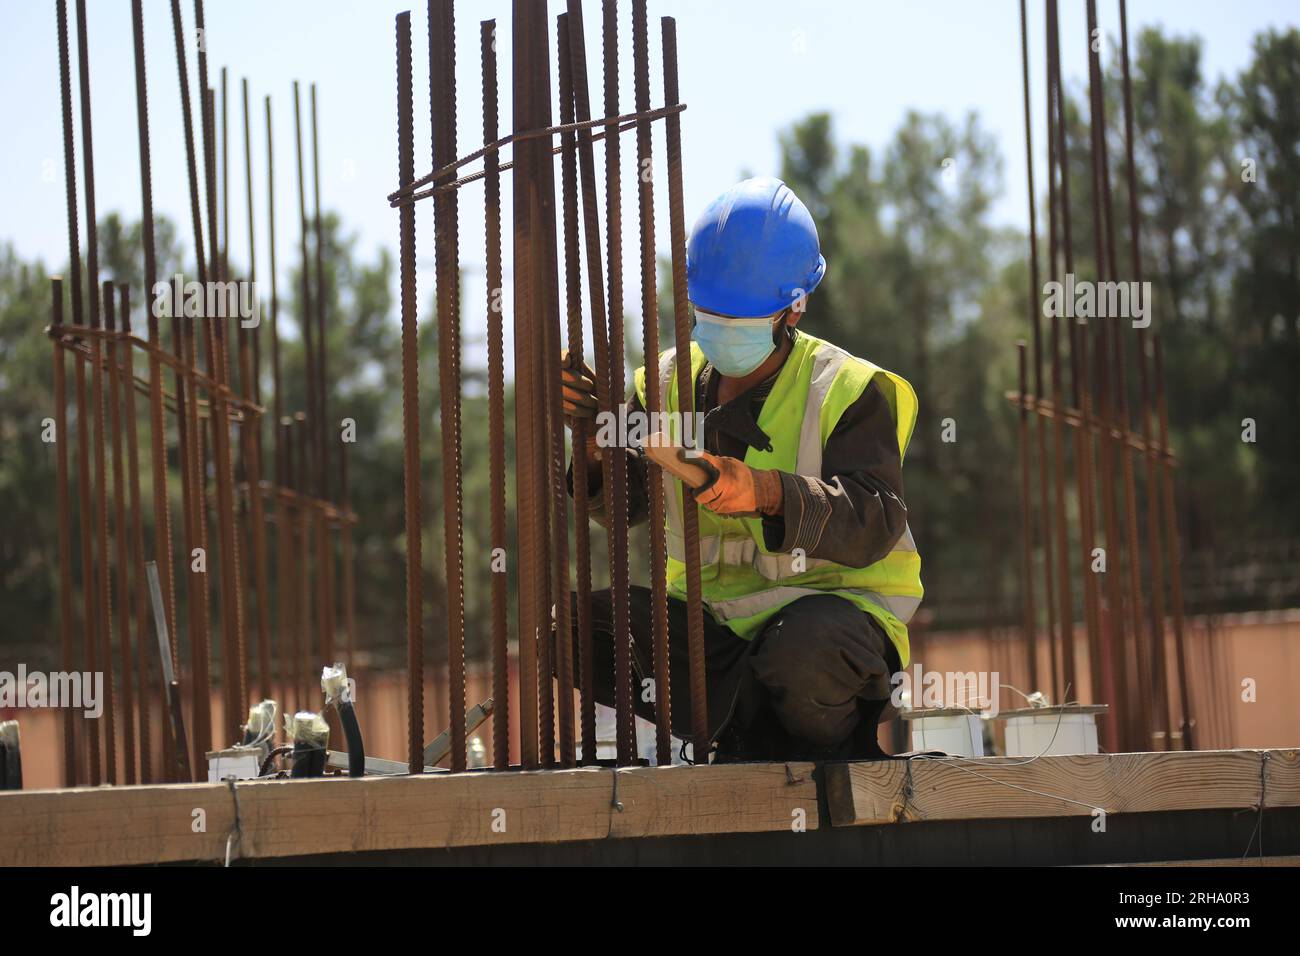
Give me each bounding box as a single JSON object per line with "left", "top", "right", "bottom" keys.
{"left": 1000, "top": 705, "right": 1106, "bottom": 757}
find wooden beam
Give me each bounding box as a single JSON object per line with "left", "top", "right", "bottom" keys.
{"left": 825, "top": 749, "right": 1300, "bottom": 827}
{"left": 0, "top": 762, "right": 816, "bottom": 866}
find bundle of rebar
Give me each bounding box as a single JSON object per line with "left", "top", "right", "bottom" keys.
{"left": 1012, "top": 0, "right": 1192, "bottom": 753}
{"left": 48, "top": 0, "right": 357, "bottom": 785}
{"left": 390, "top": 0, "right": 703, "bottom": 771}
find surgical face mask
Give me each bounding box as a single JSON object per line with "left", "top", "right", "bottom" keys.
{"left": 692, "top": 309, "right": 781, "bottom": 377}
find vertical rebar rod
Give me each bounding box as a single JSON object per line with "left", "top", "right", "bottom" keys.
{"left": 239, "top": 80, "right": 273, "bottom": 704}
{"left": 131, "top": 0, "right": 175, "bottom": 780}
{"left": 170, "top": 0, "right": 212, "bottom": 768}
{"left": 661, "top": 15, "right": 709, "bottom": 762}
{"left": 118, "top": 284, "right": 153, "bottom": 783}
{"left": 428, "top": 0, "right": 468, "bottom": 773}
{"left": 1082, "top": 0, "right": 1129, "bottom": 745}
{"left": 1091, "top": 0, "right": 1153, "bottom": 748}
{"left": 529, "top": 2, "right": 557, "bottom": 767}
{"left": 207, "top": 80, "right": 241, "bottom": 737}
{"left": 565, "top": 0, "right": 616, "bottom": 768}
{"left": 266, "top": 95, "right": 282, "bottom": 485}
{"left": 203, "top": 73, "right": 249, "bottom": 745}
{"left": 311, "top": 83, "right": 329, "bottom": 502}
{"left": 601, "top": 0, "right": 634, "bottom": 768}
{"left": 221, "top": 66, "right": 230, "bottom": 288}
{"left": 557, "top": 13, "right": 597, "bottom": 765}
{"left": 512, "top": 0, "right": 544, "bottom": 770}
{"left": 243, "top": 78, "right": 261, "bottom": 410}
{"left": 293, "top": 81, "right": 319, "bottom": 492}
{"left": 340, "top": 438, "right": 357, "bottom": 669}
{"left": 483, "top": 18, "right": 511, "bottom": 771}
{"left": 632, "top": 0, "right": 670, "bottom": 766}
{"left": 276, "top": 416, "right": 293, "bottom": 708}
{"left": 535, "top": 5, "right": 573, "bottom": 768}
{"left": 105, "top": 282, "right": 137, "bottom": 784}
{"left": 1016, "top": 0, "right": 1041, "bottom": 693}
{"left": 1039, "top": 0, "right": 1062, "bottom": 700}
{"left": 395, "top": 11, "right": 425, "bottom": 774}
{"left": 1016, "top": 340, "right": 1036, "bottom": 694}
{"left": 1153, "top": 337, "right": 1193, "bottom": 748}
{"left": 54, "top": 0, "right": 86, "bottom": 785}
{"left": 294, "top": 412, "right": 311, "bottom": 711}
{"left": 77, "top": 0, "right": 118, "bottom": 784}
{"left": 51, "top": 278, "right": 78, "bottom": 785}
{"left": 1118, "top": 0, "right": 1172, "bottom": 745}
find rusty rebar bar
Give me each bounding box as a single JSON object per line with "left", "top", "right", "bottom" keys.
{"left": 532, "top": 5, "right": 573, "bottom": 769}
{"left": 632, "top": 0, "right": 670, "bottom": 766}
{"left": 276, "top": 415, "right": 294, "bottom": 709}
{"left": 340, "top": 437, "right": 357, "bottom": 670}
{"left": 483, "top": 18, "right": 512, "bottom": 771}
{"left": 117, "top": 284, "right": 153, "bottom": 783}
{"left": 131, "top": 0, "right": 174, "bottom": 781}
{"left": 105, "top": 282, "right": 138, "bottom": 784}
{"left": 54, "top": 0, "right": 87, "bottom": 785}
{"left": 293, "top": 81, "right": 319, "bottom": 496}
{"left": 203, "top": 72, "right": 249, "bottom": 747}
{"left": 600, "top": 0, "right": 634, "bottom": 768}
{"left": 294, "top": 412, "right": 312, "bottom": 712}
{"left": 661, "top": 15, "right": 709, "bottom": 762}
{"left": 311, "top": 83, "right": 329, "bottom": 502}
{"left": 1092, "top": 0, "right": 1153, "bottom": 748}
{"left": 395, "top": 10, "right": 425, "bottom": 774}
{"left": 557, "top": 13, "right": 597, "bottom": 766}
{"left": 1040, "top": 0, "right": 1071, "bottom": 702}
{"left": 1016, "top": 340, "right": 1037, "bottom": 695}
{"left": 237, "top": 80, "right": 274, "bottom": 705}
{"left": 1082, "top": 0, "right": 1131, "bottom": 745}
{"left": 51, "top": 278, "right": 77, "bottom": 786}
{"left": 429, "top": 0, "right": 468, "bottom": 774}
{"left": 565, "top": 0, "right": 618, "bottom": 769}
{"left": 1016, "top": 0, "right": 1041, "bottom": 693}
{"left": 76, "top": 0, "right": 119, "bottom": 784}
{"left": 266, "top": 94, "right": 283, "bottom": 482}
{"left": 170, "top": 0, "right": 212, "bottom": 769}
{"left": 510, "top": 0, "right": 544, "bottom": 770}
{"left": 243, "top": 78, "right": 261, "bottom": 410}
{"left": 1153, "top": 337, "right": 1193, "bottom": 748}
{"left": 1118, "top": 0, "right": 1172, "bottom": 746}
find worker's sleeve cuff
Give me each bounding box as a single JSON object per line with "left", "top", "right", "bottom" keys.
{"left": 762, "top": 471, "right": 831, "bottom": 555}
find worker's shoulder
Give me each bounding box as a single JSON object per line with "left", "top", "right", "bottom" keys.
{"left": 801, "top": 333, "right": 909, "bottom": 387}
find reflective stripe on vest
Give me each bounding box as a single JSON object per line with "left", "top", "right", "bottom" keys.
{"left": 652, "top": 339, "right": 922, "bottom": 627}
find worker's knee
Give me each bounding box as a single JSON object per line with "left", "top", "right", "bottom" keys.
{"left": 748, "top": 595, "right": 897, "bottom": 747}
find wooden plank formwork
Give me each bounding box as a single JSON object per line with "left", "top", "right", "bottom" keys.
{"left": 0, "top": 762, "right": 816, "bottom": 866}
{"left": 824, "top": 749, "right": 1300, "bottom": 827}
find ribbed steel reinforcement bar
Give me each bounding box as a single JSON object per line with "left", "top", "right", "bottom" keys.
{"left": 429, "top": 0, "right": 468, "bottom": 773}
{"left": 661, "top": 15, "right": 709, "bottom": 763}
{"left": 482, "top": 18, "right": 511, "bottom": 771}
{"left": 395, "top": 10, "right": 424, "bottom": 774}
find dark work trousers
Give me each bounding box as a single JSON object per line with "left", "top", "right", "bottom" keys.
{"left": 560, "top": 586, "right": 902, "bottom": 761}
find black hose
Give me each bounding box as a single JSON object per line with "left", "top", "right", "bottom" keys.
{"left": 338, "top": 701, "right": 366, "bottom": 777}
{"left": 290, "top": 740, "right": 327, "bottom": 778}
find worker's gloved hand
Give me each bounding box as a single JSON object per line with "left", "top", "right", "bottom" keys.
{"left": 561, "top": 349, "right": 598, "bottom": 422}
{"left": 690, "top": 450, "right": 784, "bottom": 517}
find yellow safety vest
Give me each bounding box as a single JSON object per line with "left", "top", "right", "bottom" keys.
{"left": 633, "top": 332, "right": 923, "bottom": 667}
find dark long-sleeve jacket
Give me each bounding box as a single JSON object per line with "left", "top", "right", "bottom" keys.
{"left": 573, "top": 336, "right": 910, "bottom": 568}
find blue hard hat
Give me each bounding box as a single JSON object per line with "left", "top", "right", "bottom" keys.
{"left": 686, "top": 176, "right": 827, "bottom": 317}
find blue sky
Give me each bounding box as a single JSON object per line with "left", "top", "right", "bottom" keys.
{"left": 3, "top": 1, "right": 1295, "bottom": 359}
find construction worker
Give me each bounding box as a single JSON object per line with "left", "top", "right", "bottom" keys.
{"left": 561, "top": 176, "right": 922, "bottom": 762}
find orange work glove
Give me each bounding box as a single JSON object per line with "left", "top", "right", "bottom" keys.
{"left": 690, "top": 450, "right": 784, "bottom": 518}
{"left": 561, "top": 349, "right": 597, "bottom": 421}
